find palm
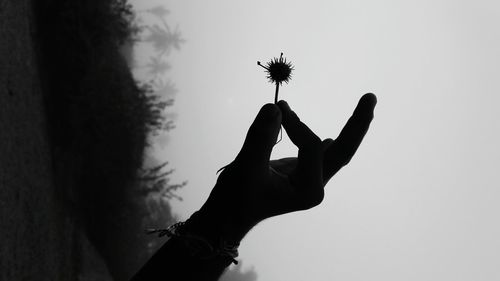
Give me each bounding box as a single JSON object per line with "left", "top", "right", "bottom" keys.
{"left": 266, "top": 157, "right": 321, "bottom": 215}
{"left": 205, "top": 94, "right": 376, "bottom": 227}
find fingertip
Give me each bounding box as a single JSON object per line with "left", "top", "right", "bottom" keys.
{"left": 277, "top": 100, "right": 298, "bottom": 125}
{"left": 277, "top": 100, "right": 290, "bottom": 114}
{"left": 258, "top": 103, "right": 281, "bottom": 123}
{"left": 353, "top": 93, "right": 377, "bottom": 121}
{"left": 323, "top": 138, "right": 334, "bottom": 143}
{"left": 322, "top": 138, "right": 334, "bottom": 147}
{"left": 237, "top": 103, "right": 282, "bottom": 166}
{"left": 362, "top": 93, "right": 377, "bottom": 107}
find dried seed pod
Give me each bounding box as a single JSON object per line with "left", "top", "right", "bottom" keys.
{"left": 258, "top": 52, "right": 294, "bottom": 104}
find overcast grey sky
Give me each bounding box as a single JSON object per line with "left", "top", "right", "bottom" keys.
{"left": 131, "top": 1, "right": 500, "bottom": 280}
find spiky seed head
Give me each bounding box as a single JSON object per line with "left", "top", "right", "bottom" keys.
{"left": 258, "top": 53, "right": 294, "bottom": 85}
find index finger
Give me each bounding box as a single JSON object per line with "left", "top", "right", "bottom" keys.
{"left": 278, "top": 100, "right": 324, "bottom": 202}
{"left": 277, "top": 100, "right": 321, "bottom": 149}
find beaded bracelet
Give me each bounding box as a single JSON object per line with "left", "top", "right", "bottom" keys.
{"left": 146, "top": 221, "right": 239, "bottom": 265}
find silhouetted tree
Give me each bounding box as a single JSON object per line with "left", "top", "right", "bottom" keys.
{"left": 129, "top": 4, "right": 187, "bottom": 273}
{"left": 34, "top": 1, "right": 186, "bottom": 280}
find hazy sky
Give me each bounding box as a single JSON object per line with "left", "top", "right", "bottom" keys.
{"left": 131, "top": 1, "right": 500, "bottom": 280}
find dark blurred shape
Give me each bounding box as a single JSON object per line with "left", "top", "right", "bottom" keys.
{"left": 33, "top": 0, "right": 184, "bottom": 280}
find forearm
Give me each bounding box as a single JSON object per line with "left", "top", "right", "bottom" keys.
{"left": 130, "top": 210, "right": 255, "bottom": 281}
{"left": 130, "top": 236, "right": 230, "bottom": 281}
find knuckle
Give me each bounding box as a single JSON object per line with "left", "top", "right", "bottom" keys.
{"left": 341, "top": 156, "right": 352, "bottom": 167}
{"left": 310, "top": 190, "right": 325, "bottom": 206}
{"left": 299, "top": 189, "right": 324, "bottom": 210}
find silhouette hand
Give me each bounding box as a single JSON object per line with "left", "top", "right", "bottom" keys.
{"left": 194, "top": 94, "right": 377, "bottom": 242}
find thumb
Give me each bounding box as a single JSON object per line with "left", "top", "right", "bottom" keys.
{"left": 235, "top": 103, "right": 282, "bottom": 167}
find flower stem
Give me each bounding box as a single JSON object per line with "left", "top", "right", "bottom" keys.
{"left": 274, "top": 82, "right": 282, "bottom": 144}
{"left": 274, "top": 83, "right": 280, "bottom": 104}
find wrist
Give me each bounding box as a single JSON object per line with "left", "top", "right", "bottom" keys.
{"left": 184, "top": 208, "right": 257, "bottom": 245}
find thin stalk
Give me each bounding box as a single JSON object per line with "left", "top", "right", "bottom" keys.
{"left": 274, "top": 82, "right": 282, "bottom": 144}
{"left": 274, "top": 83, "right": 280, "bottom": 104}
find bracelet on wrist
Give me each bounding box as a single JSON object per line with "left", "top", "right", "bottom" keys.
{"left": 146, "top": 217, "right": 240, "bottom": 265}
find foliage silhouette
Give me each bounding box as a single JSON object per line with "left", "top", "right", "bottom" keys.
{"left": 131, "top": 4, "right": 188, "bottom": 273}
{"left": 144, "top": 24, "right": 184, "bottom": 55}
{"left": 34, "top": 0, "right": 185, "bottom": 280}
{"left": 147, "top": 56, "right": 171, "bottom": 75}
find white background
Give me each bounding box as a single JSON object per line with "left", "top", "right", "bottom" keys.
{"left": 132, "top": 1, "right": 500, "bottom": 280}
